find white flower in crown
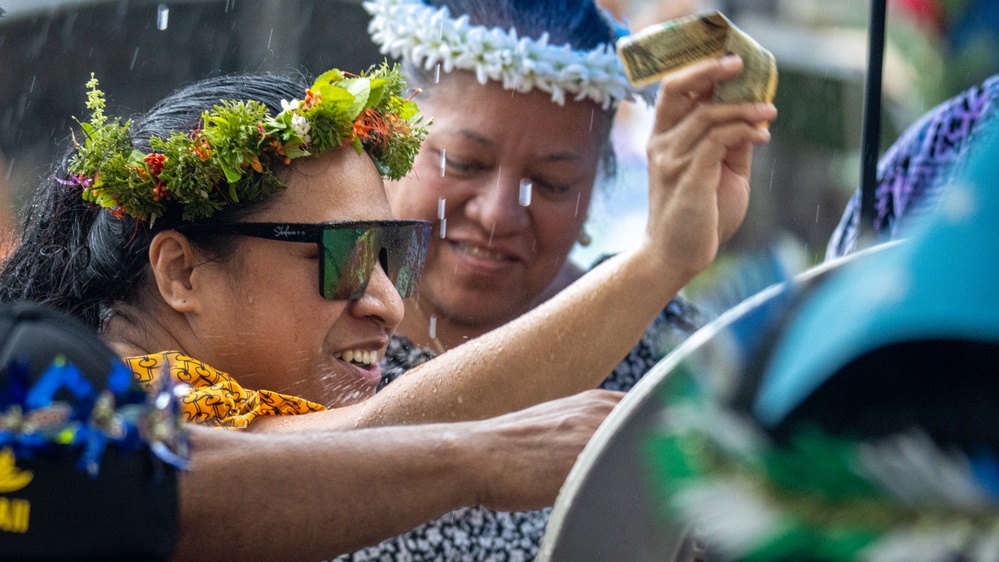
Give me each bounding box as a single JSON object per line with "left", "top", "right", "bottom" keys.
{"left": 363, "top": 0, "right": 653, "bottom": 109}
{"left": 291, "top": 114, "right": 311, "bottom": 145}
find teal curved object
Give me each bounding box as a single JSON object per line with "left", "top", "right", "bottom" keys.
{"left": 755, "top": 125, "right": 999, "bottom": 427}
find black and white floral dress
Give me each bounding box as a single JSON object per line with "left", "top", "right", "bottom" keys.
{"left": 336, "top": 297, "right": 703, "bottom": 562}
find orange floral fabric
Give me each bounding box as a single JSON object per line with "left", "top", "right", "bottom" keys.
{"left": 126, "top": 351, "right": 326, "bottom": 429}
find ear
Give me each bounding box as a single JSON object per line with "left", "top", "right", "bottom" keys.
{"left": 148, "top": 231, "right": 199, "bottom": 314}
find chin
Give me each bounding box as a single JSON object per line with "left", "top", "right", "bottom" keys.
{"left": 311, "top": 365, "right": 381, "bottom": 409}
{"left": 324, "top": 383, "right": 378, "bottom": 409}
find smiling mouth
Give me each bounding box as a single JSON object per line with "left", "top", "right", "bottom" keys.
{"left": 453, "top": 241, "right": 511, "bottom": 262}
{"left": 334, "top": 349, "right": 379, "bottom": 367}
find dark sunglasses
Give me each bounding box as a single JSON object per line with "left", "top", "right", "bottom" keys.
{"left": 180, "top": 220, "right": 431, "bottom": 300}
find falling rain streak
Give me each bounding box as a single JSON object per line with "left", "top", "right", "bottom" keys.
{"left": 156, "top": 5, "right": 169, "bottom": 31}
{"left": 439, "top": 197, "right": 447, "bottom": 238}
{"left": 574, "top": 191, "right": 581, "bottom": 216}
{"left": 440, "top": 148, "right": 446, "bottom": 176}
{"left": 129, "top": 47, "right": 139, "bottom": 70}
{"left": 519, "top": 178, "right": 532, "bottom": 206}
{"left": 429, "top": 314, "right": 438, "bottom": 339}
{"left": 435, "top": 63, "right": 441, "bottom": 83}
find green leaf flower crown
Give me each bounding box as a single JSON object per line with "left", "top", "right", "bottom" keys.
{"left": 67, "top": 63, "right": 428, "bottom": 224}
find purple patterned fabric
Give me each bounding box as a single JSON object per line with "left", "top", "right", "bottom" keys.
{"left": 826, "top": 74, "right": 999, "bottom": 260}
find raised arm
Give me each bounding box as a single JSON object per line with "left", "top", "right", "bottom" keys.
{"left": 256, "top": 56, "right": 775, "bottom": 432}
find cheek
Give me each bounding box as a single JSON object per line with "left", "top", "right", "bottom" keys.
{"left": 532, "top": 190, "right": 593, "bottom": 251}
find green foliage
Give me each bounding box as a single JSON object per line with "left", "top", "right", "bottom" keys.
{"left": 67, "top": 62, "right": 429, "bottom": 223}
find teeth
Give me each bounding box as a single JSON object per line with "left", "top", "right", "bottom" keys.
{"left": 457, "top": 242, "right": 506, "bottom": 261}
{"left": 335, "top": 349, "right": 378, "bottom": 366}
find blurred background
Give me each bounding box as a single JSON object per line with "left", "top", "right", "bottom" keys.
{"left": 1, "top": 0, "right": 996, "bottom": 313}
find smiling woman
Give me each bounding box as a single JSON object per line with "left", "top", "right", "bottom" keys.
{"left": 0, "top": 0, "right": 775, "bottom": 555}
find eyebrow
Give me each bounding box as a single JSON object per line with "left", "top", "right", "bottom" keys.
{"left": 454, "top": 128, "right": 583, "bottom": 164}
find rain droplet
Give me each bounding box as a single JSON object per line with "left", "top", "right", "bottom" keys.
{"left": 439, "top": 217, "right": 447, "bottom": 238}
{"left": 439, "top": 148, "right": 446, "bottom": 177}
{"left": 129, "top": 47, "right": 139, "bottom": 70}
{"left": 28, "top": 75, "right": 36, "bottom": 93}
{"left": 267, "top": 28, "right": 273, "bottom": 50}
{"left": 519, "top": 178, "right": 532, "bottom": 206}
{"left": 815, "top": 205, "right": 821, "bottom": 223}
{"left": 156, "top": 5, "right": 169, "bottom": 31}
{"left": 589, "top": 108, "right": 594, "bottom": 131}
{"left": 437, "top": 197, "right": 446, "bottom": 220}
{"left": 488, "top": 223, "right": 495, "bottom": 246}
{"left": 435, "top": 63, "right": 441, "bottom": 83}
{"left": 438, "top": 19, "right": 444, "bottom": 39}
{"left": 429, "top": 314, "right": 437, "bottom": 339}
{"left": 574, "top": 191, "right": 581, "bottom": 216}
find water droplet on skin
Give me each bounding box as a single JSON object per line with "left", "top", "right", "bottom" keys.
{"left": 440, "top": 148, "right": 446, "bottom": 177}
{"left": 519, "top": 178, "right": 532, "bottom": 206}
{"left": 156, "top": 5, "right": 169, "bottom": 30}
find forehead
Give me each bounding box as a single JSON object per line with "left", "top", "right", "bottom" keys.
{"left": 421, "top": 72, "right": 610, "bottom": 153}
{"left": 261, "top": 147, "right": 394, "bottom": 223}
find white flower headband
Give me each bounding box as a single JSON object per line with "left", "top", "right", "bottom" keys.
{"left": 363, "top": 0, "right": 654, "bottom": 109}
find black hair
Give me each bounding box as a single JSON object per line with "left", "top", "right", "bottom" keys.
{"left": 405, "top": 0, "right": 619, "bottom": 176}
{"left": 0, "top": 73, "right": 310, "bottom": 330}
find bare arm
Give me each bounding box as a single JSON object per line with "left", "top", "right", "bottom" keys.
{"left": 173, "top": 389, "right": 622, "bottom": 561}
{"left": 254, "top": 56, "right": 776, "bottom": 432}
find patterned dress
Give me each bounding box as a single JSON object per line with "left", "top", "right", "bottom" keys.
{"left": 337, "top": 297, "right": 704, "bottom": 562}
{"left": 126, "top": 351, "right": 325, "bottom": 428}
{"left": 826, "top": 74, "right": 999, "bottom": 260}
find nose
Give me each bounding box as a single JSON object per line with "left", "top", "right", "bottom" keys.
{"left": 349, "top": 261, "right": 404, "bottom": 331}
{"left": 464, "top": 170, "right": 530, "bottom": 238}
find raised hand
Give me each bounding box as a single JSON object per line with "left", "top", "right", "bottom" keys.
{"left": 644, "top": 55, "right": 777, "bottom": 278}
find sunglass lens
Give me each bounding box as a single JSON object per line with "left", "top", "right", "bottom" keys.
{"left": 321, "top": 229, "right": 373, "bottom": 300}
{"left": 320, "top": 223, "right": 430, "bottom": 301}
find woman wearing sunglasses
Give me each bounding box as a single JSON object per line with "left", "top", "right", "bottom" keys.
{"left": 0, "top": 43, "right": 768, "bottom": 557}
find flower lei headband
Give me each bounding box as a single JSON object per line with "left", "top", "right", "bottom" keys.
{"left": 363, "top": 0, "right": 652, "bottom": 109}
{"left": 646, "top": 362, "right": 999, "bottom": 561}
{"left": 68, "top": 63, "right": 428, "bottom": 224}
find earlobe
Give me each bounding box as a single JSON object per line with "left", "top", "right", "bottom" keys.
{"left": 148, "top": 231, "right": 198, "bottom": 313}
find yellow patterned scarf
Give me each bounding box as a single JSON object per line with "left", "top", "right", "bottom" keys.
{"left": 125, "top": 351, "right": 326, "bottom": 429}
